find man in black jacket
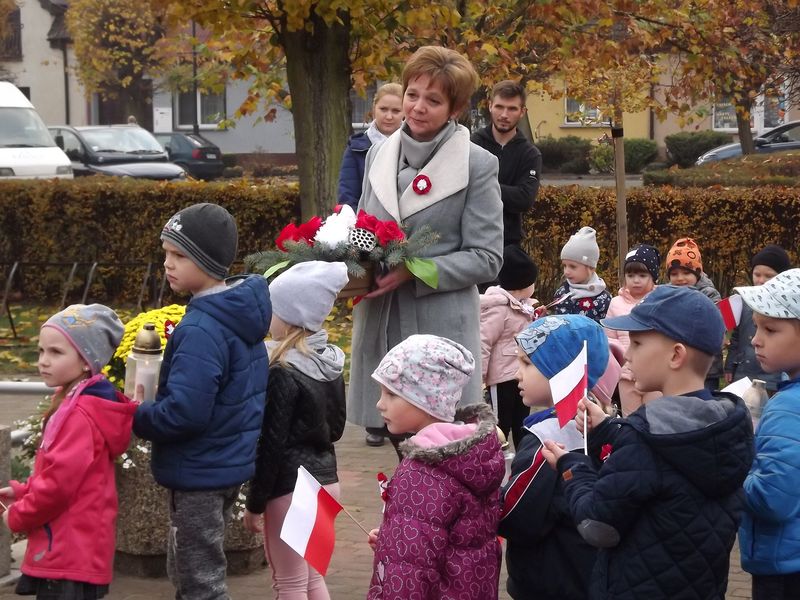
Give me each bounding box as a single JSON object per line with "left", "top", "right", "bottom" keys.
{"left": 472, "top": 80, "right": 542, "bottom": 247}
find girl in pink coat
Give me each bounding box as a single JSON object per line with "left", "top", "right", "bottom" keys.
{"left": 480, "top": 245, "right": 538, "bottom": 447}
{"left": 367, "top": 335, "right": 505, "bottom": 600}
{"left": 0, "top": 304, "right": 136, "bottom": 599}
{"left": 603, "top": 244, "right": 661, "bottom": 415}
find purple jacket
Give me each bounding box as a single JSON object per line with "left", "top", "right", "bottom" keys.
{"left": 368, "top": 404, "right": 504, "bottom": 600}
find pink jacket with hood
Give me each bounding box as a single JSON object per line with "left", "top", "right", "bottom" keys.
{"left": 7, "top": 375, "right": 136, "bottom": 585}
{"left": 604, "top": 286, "right": 654, "bottom": 381}
{"left": 480, "top": 286, "right": 536, "bottom": 386}
{"left": 368, "top": 403, "right": 505, "bottom": 600}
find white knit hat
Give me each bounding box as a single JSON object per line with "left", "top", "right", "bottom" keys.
{"left": 561, "top": 226, "right": 600, "bottom": 268}
{"left": 269, "top": 261, "right": 349, "bottom": 331}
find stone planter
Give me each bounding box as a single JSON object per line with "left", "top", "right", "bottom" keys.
{"left": 114, "top": 442, "right": 264, "bottom": 578}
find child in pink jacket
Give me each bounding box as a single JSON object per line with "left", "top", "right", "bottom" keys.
{"left": 367, "top": 335, "right": 505, "bottom": 600}
{"left": 480, "top": 245, "right": 538, "bottom": 447}
{"left": 1, "top": 304, "right": 136, "bottom": 599}
{"left": 603, "top": 244, "right": 661, "bottom": 415}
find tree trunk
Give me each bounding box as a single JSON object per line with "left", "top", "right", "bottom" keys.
{"left": 735, "top": 98, "right": 755, "bottom": 155}
{"left": 282, "top": 11, "right": 351, "bottom": 220}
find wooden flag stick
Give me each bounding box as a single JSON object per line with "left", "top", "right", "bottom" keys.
{"left": 340, "top": 505, "right": 372, "bottom": 536}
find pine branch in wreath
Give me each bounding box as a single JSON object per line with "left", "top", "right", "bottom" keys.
{"left": 404, "top": 225, "right": 439, "bottom": 256}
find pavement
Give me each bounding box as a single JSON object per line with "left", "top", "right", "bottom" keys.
{"left": 0, "top": 386, "right": 751, "bottom": 599}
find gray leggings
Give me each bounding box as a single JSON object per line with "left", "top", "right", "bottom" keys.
{"left": 167, "top": 486, "right": 240, "bottom": 600}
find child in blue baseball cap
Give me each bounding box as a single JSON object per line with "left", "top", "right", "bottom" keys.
{"left": 541, "top": 285, "right": 755, "bottom": 599}
{"left": 499, "top": 314, "right": 610, "bottom": 600}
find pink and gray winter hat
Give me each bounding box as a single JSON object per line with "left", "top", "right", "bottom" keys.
{"left": 371, "top": 334, "right": 475, "bottom": 422}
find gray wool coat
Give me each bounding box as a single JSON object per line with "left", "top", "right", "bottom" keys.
{"left": 347, "top": 124, "right": 504, "bottom": 429}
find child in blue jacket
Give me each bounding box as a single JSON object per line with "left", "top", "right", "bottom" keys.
{"left": 734, "top": 268, "right": 800, "bottom": 600}
{"left": 133, "top": 203, "right": 271, "bottom": 600}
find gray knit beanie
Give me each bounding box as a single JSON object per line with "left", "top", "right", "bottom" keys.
{"left": 42, "top": 304, "right": 124, "bottom": 375}
{"left": 269, "top": 261, "right": 349, "bottom": 331}
{"left": 161, "top": 203, "right": 238, "bottom": 280}
{"left": 561, "top": 226, "right": 600, "bottom": 268}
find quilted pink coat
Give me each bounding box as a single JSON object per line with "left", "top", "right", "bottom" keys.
{"left": 479, "top": 286, "right": 537, "bottom": 386}
{"left": 367, "top": 403, "right": 504, "bottom": 600}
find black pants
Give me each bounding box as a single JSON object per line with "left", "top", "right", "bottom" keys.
{"left": 15, "top": 575, "right": 108, "bottom": 599}
{"left": 752, "top": 573, "right": 800, "bottom": 600}
{"left": 488, "top": 380, "right": 530, "bottom": 449}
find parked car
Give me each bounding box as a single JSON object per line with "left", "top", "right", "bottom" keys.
{"left": 48, "top": 125, "right": 187, "bottom": 180}
{"left": 695, "top": 120, "right": 800, "bottom": 165}
{"left": 153, "top": 132, "right": 224, "bottom": 180}
{"left": 0, "top": 82, "right": 73, "bottom": 179}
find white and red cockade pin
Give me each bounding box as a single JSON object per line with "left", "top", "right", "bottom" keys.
{"left": 411, "top": 174, "right": 431, "bottom": 195}
{"left": 164, "top": 320, "right": 176, "bottom": 339}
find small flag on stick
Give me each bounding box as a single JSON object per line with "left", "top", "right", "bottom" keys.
{"left": 280, "top": 466, "right": 343, "bottom": 576}
{"left": 548, "top": 341, "right": 588, "bottom": 428}
{"left": 717, "top": 295, "right": 743, "bottom": 331}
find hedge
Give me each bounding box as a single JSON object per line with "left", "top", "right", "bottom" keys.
{"left": 0, "top": 178, "right": 299, "bottom": 304}
{"left": 1, "top": 178, "right": 798, "bottom": 304}
{"left": 520, "top": 185, "right": 799, "bottom": 299}
{"left": 665, "top": 131, "right": 733, "bottom": 168}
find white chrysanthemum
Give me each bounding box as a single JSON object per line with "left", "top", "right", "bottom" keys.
{"left": 314, "top": 205, "right": 357, "bottom": 249}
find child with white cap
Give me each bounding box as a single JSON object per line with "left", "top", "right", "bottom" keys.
{"left": 243, "top": 261, "right": 350, "bottom": 599}
{"left": 366, "top": 334, "right": 505, "bottom": 600}
{"left": 552, "top": 226, "right": 612, "bottom": 323}
{"left": 734, "top": 268, "right": 800, "bottom": 600}
{"left": 1, "top": 304, "right": 137, "bottom": 598}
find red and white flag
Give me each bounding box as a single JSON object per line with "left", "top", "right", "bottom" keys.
{"left": 548, "top": 341, "right": 588, "bottom": 428}
{"left": 280, "top": 466, "right": 343, "bottom": 576}
{"left": 717, "top": 295, "right": 744, "bottom": 331}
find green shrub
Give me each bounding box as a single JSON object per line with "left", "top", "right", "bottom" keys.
{"left": 522, "top": 186, "right": 800, "bottom": 300}
{"left": 589, "top": 144, "right": 614, "bottom": 173}
{"left": 624, "top": 138, "right": 658, "bottom": 173}
{"left": 0, "top": 178, "right": 299, "bottom": 304}
{"left": 537, "top": 135, "right": 592, "bottom": 174}
{"left": 665, "top": 131, "right": 733, "bottom": 168}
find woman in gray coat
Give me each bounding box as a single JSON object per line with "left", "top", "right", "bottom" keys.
{"left": 347, "top": 46, "right": 504, "bottom": 446}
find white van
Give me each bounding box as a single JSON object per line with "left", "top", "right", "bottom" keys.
{"left": 0, "top": 82, "right": 73, "bottom": 179}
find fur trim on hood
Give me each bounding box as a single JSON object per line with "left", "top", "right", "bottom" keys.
{"left": 400, "top": 402, "right": 498, "bottom": 464}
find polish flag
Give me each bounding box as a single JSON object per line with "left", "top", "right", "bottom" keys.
{"left": 549, "top": 341, "right": 588, "bottom": 428}
{"left": 717, "top": 295, "right": 744, "bottom": 331}
{"left": 280, "top": 466, "right": 343, "bottom": 576}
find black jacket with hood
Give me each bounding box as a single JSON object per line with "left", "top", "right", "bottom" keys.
{"left": 471, "top": 126, "right": 542, "bottom": 245}
{"left": 556, "top": 392, "right": 754, "bottom": 600}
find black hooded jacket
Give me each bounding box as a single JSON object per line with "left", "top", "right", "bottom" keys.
{"left": 556, "top": 392, "right": 754, "bottom": 600}
{"left": 471, "top": 126, "right": 542, "bottom": 245}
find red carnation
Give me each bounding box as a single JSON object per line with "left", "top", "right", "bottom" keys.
{"left": 375, "top": 220, "right": 405, "bottom": 246}
{"left": 275, "top": 216, "right": 323, "bottom": 251}
{"left": 355, "top": 210, "right": 380, "bottom": 233}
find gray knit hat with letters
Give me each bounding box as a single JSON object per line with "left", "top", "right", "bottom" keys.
{"left": 161, "top": 203, "right": 238, "bottom": 280}
{"left": 42, "top": 304, "right": 124, "bottom": 375}
{"left": 561, "top": 226, "right": 600, "bottom": 268}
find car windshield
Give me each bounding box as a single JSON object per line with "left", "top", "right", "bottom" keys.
{"left": 764, "top": 123, "right": 800, "bottom": 143}
{"left": 185, "top": 135, "right": 206, "bottom": 147}
{"left": 79, "top": 127, "right": 164, "bottom": 153}
{"left": 0, "top": 108, "right": 57, "bottom": 148}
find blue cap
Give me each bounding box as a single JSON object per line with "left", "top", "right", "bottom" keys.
{"left": 601, "top": 285, "right": 724, "bottom": 356}
{"left": 515, "top": 314, "right": 609, "bottom": 388}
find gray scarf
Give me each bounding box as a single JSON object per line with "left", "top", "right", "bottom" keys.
{"left": 266, "top": 330, "right": 345, "bottom": 382}
{"left": 397, "top": 120, "right": 457, "bottom": 196}
{"left": 568, "top": 272, "right": 608, "bottom": 300}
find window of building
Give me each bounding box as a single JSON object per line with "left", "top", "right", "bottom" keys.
{"left": 564, "top": 97, "right": 603, "bottom": 126}
{"left": 712, "top": 91, "right": 786, "bottom": 134}
{"left": 175, "top": 89, "right": 226, "bottom": 129}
